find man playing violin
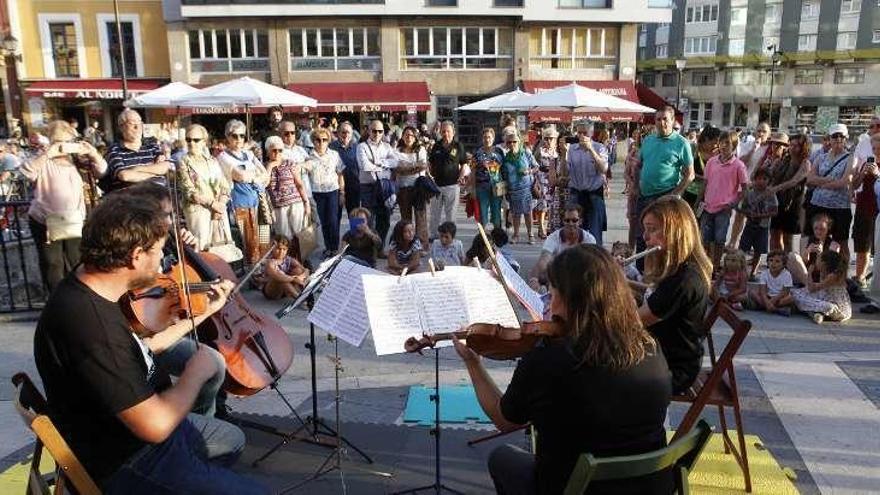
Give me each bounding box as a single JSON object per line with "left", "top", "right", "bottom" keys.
{"left": 455, "top": 245, "right": 672, "bottom": 494}
{"left": 33, "top": 194, "right": 268, "bottom": 494}
{"left": 125, "top": 181, "right": 229, "bottom": 417}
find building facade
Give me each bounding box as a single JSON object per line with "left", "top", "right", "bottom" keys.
{"left": 8, "top": 0, "right": 170, "bottom": 138}
{"left": 164, "top": 0, "right": 672, "bottom": 144}
{"left": 637, "top": 0, "right": 880, "bottom": 135}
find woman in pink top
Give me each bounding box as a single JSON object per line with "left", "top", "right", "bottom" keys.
{"left": 21, "top": 120, "right": 107, "bottom": 291}
{"left": 700, "top": 130, "right": 748, "bottom": 270}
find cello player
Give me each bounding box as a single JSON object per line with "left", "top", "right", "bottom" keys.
{"left": 33, "top": 194, "right": 268, "bottom": 493}
{"left": 454, "top": 245, "right": 672, "bottom": 494}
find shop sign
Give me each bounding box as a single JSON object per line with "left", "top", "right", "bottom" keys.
{"left": 332, "top": 104, "right": 384, "bottom": 113}
{"left": 40, "top": 89, "right": 150, "bottom": 100}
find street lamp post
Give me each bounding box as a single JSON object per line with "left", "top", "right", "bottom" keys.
{"left": 675, "top": 58, "right": 687, "bottom": 113}
{"left": 766, "top": 44, "right": 783, "bottom": 128}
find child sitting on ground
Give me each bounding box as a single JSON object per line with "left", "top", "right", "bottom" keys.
{"left": 340, "top": 207, "right": 383, "bottom": 268}
{"left": 429, "top": 221, "right": 465, "bottom": 269}
{"left": 711, "top": 249, "right": 748, "bottom": 310}
{"left": 611, "top": 241, "right": 641, "bottom": 282}
{"left": 736, "top": 167, "right": 778, "bottom": 279}
{"left": 792, "top": 250, "right": 851, "bottom": 324}
{"left": 263, "top": 235, "right": 310, "bottom": 300}
{"left": 465, "top": 227, "right": 520, "bottom": 272}
{"left": 748, "top": 250, "right": 794, "bottom": 316}
{"left": 387, "top": 220, "right": 422, "bottom": 275}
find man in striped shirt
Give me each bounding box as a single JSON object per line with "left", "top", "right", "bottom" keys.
{"left": 103, "top": 109, "right": 172, "bottom": 192}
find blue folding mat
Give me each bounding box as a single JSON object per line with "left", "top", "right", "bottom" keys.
{"left": 403, "top": 384, "right": 491, "bottom": 426}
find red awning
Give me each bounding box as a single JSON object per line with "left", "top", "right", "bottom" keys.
{"left": 24, "top": 79, "right": 167, "bottom": 100}
{"left": 522, "top": 80, "right": 644, "bottom": 123}
{"left": 287, "top": 82, "right": 431, "bottom": 113}
{"left": 635, "top": 82, "right": 683, "bottom": 124}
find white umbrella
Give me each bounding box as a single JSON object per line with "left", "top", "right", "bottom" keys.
{"left": 124, "top": 82, "right": 199, "bottom": 108}
{"left": 171, "top": 76, "right": 317, "bottom": 108}
{"left": 456, "top": 89, "right": 533, "bottom": 112}
{"left": 511, "top": 83, "right": 655, "bottom": 114}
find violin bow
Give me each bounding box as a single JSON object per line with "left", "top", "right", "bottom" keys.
{"left": 231, "top": 242, "right": 276, "bottom": 295}
{"left": 167, "top": 169, "right": 202, "bottom": 346}
{"left": 475, "top": 222, "right": 522, "bottom": 325}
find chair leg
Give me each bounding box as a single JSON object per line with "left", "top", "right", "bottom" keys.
{"left": 731, "top": 396, "right": 752, "bottom": 493}
{"left": 716, "top": 403, "right": 731, "bottom": 455}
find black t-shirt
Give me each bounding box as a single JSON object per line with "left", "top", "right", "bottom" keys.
{"left": 429, "top": 141, "right": 466, "bottom": 187}
{"left": 646, "top": 261, "right": 709, "bottom": 394}
{"left": 342, "top": 230, "right": 380, "bottom": 267}
{"left": 500, "top": 338, "right": 672, "bottom": 495}
{"left": 33, "top": 274, "right": 172, "bottom": 482}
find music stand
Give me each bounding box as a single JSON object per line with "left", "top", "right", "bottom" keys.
{"left": 247, "top": 249, "right": 373, "bottom": 467}
{"left": 391, "top": 347, "right": 465, "bottom": 495}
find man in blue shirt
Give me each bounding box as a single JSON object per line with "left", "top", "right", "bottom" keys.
{"left": 634, "top": 106, "right": 694, "bottom": 261}
{"left": 330, "top": 121, "right": 361, "bottom": 215}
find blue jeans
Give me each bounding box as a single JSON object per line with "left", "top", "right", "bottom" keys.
{"left": 103, "top": 415, "right": 267, "bottom": 495}
{"left": 571, "top": 187, "right": 607, "bottom": 246}
{"left": 700, "top": 209, "right": 731, "bottom": 245}
{"left": 476, "top": 188, "right": 502, "bottom": 228}
{"left": 313, "top": 190, "right": 341, "bottom": 252}
{"left": 154, "top": 340, "right": 226, "bottom": 417}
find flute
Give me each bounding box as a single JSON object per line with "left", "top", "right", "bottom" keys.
{"left": 622, "top": 245, "right": 661, "bottom": 265}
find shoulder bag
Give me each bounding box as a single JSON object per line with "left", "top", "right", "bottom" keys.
{"left": 804, "top": 153, "right": 849, "bottom": 205}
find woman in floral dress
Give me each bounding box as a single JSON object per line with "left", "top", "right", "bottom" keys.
{"left": 533, "top": 126, "right": 560, "bottom": 238}
{"left": 547, "top": 130, "right": 571, "bottom": 233}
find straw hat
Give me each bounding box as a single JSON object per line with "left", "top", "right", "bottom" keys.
{"left": 768, "top": 132, "right": 789, "bottom": 146}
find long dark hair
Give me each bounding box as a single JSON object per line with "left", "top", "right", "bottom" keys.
{"left": 390, "top": 220, "right": 414, "bottom": 250}
{"left": 547, "top": 245, "right": 656, "bottom": 370}
{"left": 397, "top": 125, "right": 422, "bottom": 155}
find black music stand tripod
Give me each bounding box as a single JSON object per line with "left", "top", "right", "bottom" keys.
{"left": 392, "top": 347, "right": 465, "bottom": 495}
{"left": 246, "top": 254, "right": 372, "bottom": 467}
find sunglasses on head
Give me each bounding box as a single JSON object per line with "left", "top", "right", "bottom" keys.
{"left": 185, "top": 138, "right": 203, "bottom": 143}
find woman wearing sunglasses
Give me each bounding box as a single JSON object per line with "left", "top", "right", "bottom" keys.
{"left": 804, "top": 123, "right": 855, "bottom": 262}
{"left": 302, "top": 127, "right": 345, "bottom": 257}
{"left": 177, "top": 124, "right": 232, "bottom": 252}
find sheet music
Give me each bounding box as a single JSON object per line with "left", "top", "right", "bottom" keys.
{"left": 365, "top": 266, "right": 518, "bottom": 356}
{"left": 362, "top": 275, "right": 427, "bottom": 355}
{"left": 307, "top": 259, "right": 379, "bottom": 346}
{"left": 494, "top": 253, "right": 545, "bottom": 319}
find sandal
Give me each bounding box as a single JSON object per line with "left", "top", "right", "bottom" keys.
{"left": 511, "top": 236, "right": 520, "bottom": 245}
{"left": 528, "top": 235, "right": 535, "bottom": 245}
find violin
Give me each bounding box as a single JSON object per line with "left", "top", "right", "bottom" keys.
{"left": 120, "top": 274, "right": 216, "bottom": 336}
{"left": 404, "top": 320, "right": 564, "bottom": 360}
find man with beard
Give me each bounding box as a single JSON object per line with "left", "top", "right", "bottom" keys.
{"left": 33, "top": 194, "right": 267, "bottom": 494}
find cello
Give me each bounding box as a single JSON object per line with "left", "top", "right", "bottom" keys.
{"left": 181, "top": 245, "right": 295, "bottom": 396}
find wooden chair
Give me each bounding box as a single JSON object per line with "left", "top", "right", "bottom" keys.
{"left": 563, "top": 419, "right": 713, "bottom": 495}
{"left": 671, "top": 301, "right": 753, "bottom": 492}
{"left": 11, "top": 372, "right": 102, "bottom": 495}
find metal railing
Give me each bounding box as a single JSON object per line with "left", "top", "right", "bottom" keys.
{"left": 0, "top": 200, "right": 46, "bottom": 313}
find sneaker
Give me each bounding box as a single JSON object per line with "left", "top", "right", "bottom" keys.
{"left": 860, "top": 303, "right": 880, "bottom": 314}
{"left": 775, "top": 307, "right": 792, "bottom": 317}
{"left": 811, "top": 312, "right": 825, "bottom": 324}
{"left": 731, "top": 302, "right": 744, "bottom": 311}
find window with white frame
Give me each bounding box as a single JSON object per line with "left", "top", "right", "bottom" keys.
{"left": 724, "top": 68, "right": 783, "bottom": 85}
{"left": 840, "top": 0, "right": 862, "bottom": 14}
{"left": 798, "top": 34, "right": 817, "bottom": 52}
{"left": 188, "top": 29, "right": 269, "bottom": 73}
{"left": 661, "top": 71, "right": 677, "bottom": 87}
{"left": 97, "top": 14, "right": 142, "bottom": 78}
{"left": 874, "top": 30, "right": 880, "bottom": 43}
{"left": 289, "top": 28, "right": 380, "bottom": 71}
{"left": 684, "top": 36, "right": 717, "bottom": 55}
{"left": 800, "top": 1, "right": 820, "bottom": 19}
{"left": 38, "top": 14, "right": 85, "bottom": 79}
{"left": 528, "top": 26, "right": 618, "bottom": 69}
{"left": 558, "top": 0, "right": 612, "bottom": 7}
{"left": 401, "top": 27, "right": 512, "bottom": 70}
{"left": 794, "top": 68, "right": 823, "bottom": 84}
{"left": 686, "top": 3, "right": 719, "bottom": 23}
{"left": 729, "top": 7, "right": 747, "bottom": 25}
{"left": 691, "top": 70, "right": 716, "bottom": 86}
{"left": 834, "top": 67, "right": 865, "bottom": 84}
{"left": 655, "top": 44, "right": 668, "bottom": 58}
{"left": 689, "top": 102, "right": 713, "bottom": 127}
{"left": 764, "top": 3, "right": 782, "bottom": 24}
{"left": 728, "top": 38, "right": 745, "bottom": 56}
{"left": 837, "top": 32, "right": 857, "bottom": 50}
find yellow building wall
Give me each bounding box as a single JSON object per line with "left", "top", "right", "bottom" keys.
{"left": 15, "top": 0, "right": 169, "bottom": 79}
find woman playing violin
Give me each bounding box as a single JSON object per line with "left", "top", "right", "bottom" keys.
{"left": 454, "top": 245, "right": 672, "bottom": 495}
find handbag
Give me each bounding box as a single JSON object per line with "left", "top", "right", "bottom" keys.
{"left": 257, "top": 190, "right": 274, "bottom": 225}
{"left": 44, "top": 209, "right": 85, "bottom": 242}
{"left": 296, "top": 216, "right": 319, "bottom": 260}
{"left": 493, "top": 180, "right": 508, "bottom": 198}
{"left": 206, "top": 215, "right": 243, "bottom": 263}
{"left": 531, "top": 177, "right": 543, "bottom": 200}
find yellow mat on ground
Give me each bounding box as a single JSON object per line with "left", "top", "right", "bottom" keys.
{"left": 686, "top": 431, "right": 799, "bottom": 494}
{"left": 0, "top": 453, "right": 55, "bottom": 493}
